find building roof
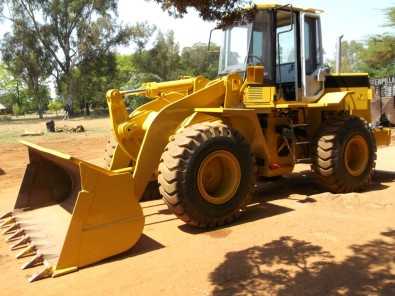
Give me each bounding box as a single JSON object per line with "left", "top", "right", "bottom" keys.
{"left": 0, "top": 103, "right": 6, "bottom": 110}
{"left": 254, "top": 2, "right": 323, "bottom": 14}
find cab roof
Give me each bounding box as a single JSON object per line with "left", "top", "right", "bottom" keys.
{"left": 254, "top": 2, "right": 323, "bottom": 14}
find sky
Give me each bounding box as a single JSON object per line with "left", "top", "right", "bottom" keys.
{"left": 118, "top": 0, "right": 395, "bottom": 60}
{"left": 0, "top": 0, "right": 393, "bottom": 61}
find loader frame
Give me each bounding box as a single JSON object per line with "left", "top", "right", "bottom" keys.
{"left": 106, "top": 66, "right": 389, "bottom": 201}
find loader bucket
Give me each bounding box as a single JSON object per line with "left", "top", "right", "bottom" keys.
{"left": 0, "top": 141, "right": 144, "bottom": 282}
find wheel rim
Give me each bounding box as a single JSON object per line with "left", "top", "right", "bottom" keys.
{"left": 344, "top": 135, "right": 369, "bottom": 177}
{"left": 197, "top": 150, "right": 241, "bottom": 205}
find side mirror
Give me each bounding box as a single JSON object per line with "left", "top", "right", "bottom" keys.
{"left": 208, "top": 28, "right": 221, "bottom": 54}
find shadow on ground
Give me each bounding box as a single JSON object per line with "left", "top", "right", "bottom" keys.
{"left": 179, "top": 170, "right": 395, "bottom": 235}
{"left": 374, "top": 170, "right": 395, "bottom": 183}
{"left": 253, "top": 169, "right": 395, "bottom": 203}
{"left": 0, "top": 168, "right": 5, "bottom": 176}
{"left": 98, "top": 234, "right": 165, "bottom": 267}
{"left": 179, "top": 202, "right": 293, "bottom": 234}
{"left": 210, "top": 230, "right": 395, "bottom": 296}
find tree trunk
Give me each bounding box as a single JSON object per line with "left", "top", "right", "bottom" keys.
{"left": 79, "top": 101, "right": 84, "bottom": 114}
{"left": 38, "top": 109, "right": 44, "bottom": 119}
{"left": 37, "top": 97, "right": 43, "bottom": 119}
{"left": 64, "top": 74, "right": 75, "bottom": 119}
{"left": 34, "top": 87, "right": 44, "bottom": 119}
{"left": 85, "top": 102, "right": 90, "bottom": 116}
{"left": 65, "top": 94, "right": 73, "bottom": 118}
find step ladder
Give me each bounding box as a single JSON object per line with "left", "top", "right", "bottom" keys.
{"left": 289, "top": 123, "right": 312, "bottom": 164}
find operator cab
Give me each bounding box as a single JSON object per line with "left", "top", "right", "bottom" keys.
{"left": 218, "top": 4, "right": 325, "bottom": 101}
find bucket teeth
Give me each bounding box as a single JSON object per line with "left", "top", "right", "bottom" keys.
{"left": 28, "top": 264, "right": 53, "bottom": 282}
{"left": 21, "top": 254, "right": 44, "bottom": 270}
{"left": 0, "top": 211, "right": 13, "bottom": 221}
{"left": 10, "top": 236, "right": 30, "bottom": 250}
{"left": 16, "top": 245, "right": 37, "bottom": 259}
{"left": 0, "top": 217, "right": 16, "bottom": 229}
{"left": 2, "top": 223, "right": 20, "bottom": 235}
{"left": 6, "top": 229, "right": 25, "bottom": 242}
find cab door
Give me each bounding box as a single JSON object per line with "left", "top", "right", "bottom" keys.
{"left": 275, "top": 9, "right": 299, "bottom": 101}
{"left": 300, "top": 13, "right": 324, "bottom": 99}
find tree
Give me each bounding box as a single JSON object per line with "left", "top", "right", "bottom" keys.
{"left": 1, "top": 20, "right": 52, "bottom": 118}
{"left": 326, "top": 6, "right": 395, "bottom": 77}
{"left": 359, "top": 34, "right": 395, "bottom": 77}
{"left": 0, "top": 63, "right": 29, "bottom": 113}
{"left": 0, "top": 0, "right": 149, "bottom": 116}
{"left": 116, "top": 40, "right": 220, "bottom": 95}
{"left": 48, "top": 99, "right": 63, "bottom": 115}
{"left": 133, "top": 30, "right": 182, "bottom": 81}
{"left": 130, "top": 22, "right": 156, "bottom": 52}
{"left": 181, "top": 42, "right": 219, "bottom": 79}
{"left": 356, "top": 6, "right": 395, "bottom": 77}
{"left": 0, "top": 64, "right": 43, "bottom": 116}
{"left": 385, "top": 6, "right": 395, "bottom": 27}
{"left": 327, "top": 40, "right": 365, "bottom": 73}
{"left": 0, "top": 63, "right": 17, "bottom": 111}
{"left": 115, "top": 54, "right": 137, "bottom": 87}
{"left": 327, "top": 38, "right": 395, "bottom": 77}
{"left": 129, "top": 35, "right": 220, "bottom": 86}
{"left": 150, "top": 0, "right": 252, "bottom": 27}
{"left": 114, "top": 55, "right": 161, "bottom": 111}
{"left": 72, "top": 53, "right": 119, "bottom": 115}
{"left": 0, "top": 64, "right": 15, "bottom": 89}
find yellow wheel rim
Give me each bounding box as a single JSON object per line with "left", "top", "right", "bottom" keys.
{"left": 344, "top": 135, "right": 369, "bottom": 177}
{"left": 197, "top": 150, "right": 241, "bottom": 205}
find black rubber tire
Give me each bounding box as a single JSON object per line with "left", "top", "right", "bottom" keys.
{"left": 104, "top": 134, "right": 160, "bottom": 201}
{"left": 312, "top": 116, "right": 377, "bottom": 193}
{"left": 158, "top": 121, "right": 254, "bottom": 228}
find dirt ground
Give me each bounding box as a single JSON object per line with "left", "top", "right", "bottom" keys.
{"left": 0, "top": 117, "right": 394, "bottom": 295}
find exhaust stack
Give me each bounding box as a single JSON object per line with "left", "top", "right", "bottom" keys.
{"left": 336, "top": 35, "right": 344, "bottom": 74}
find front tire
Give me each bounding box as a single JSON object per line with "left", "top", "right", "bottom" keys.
{"left": 158, "top": 122, "right": 254, "bottom": 228}
{"left": 312, "top": 116, "right": 376, "bottom": 193}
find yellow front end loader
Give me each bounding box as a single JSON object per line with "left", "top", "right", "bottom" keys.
{"left": 1, "top": 3, "right": 392, "bottom": 281}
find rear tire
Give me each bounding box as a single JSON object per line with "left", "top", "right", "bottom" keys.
{"left": 158, "top": 121, "right": 254, "bottom": 228}
{"left": 312, "top": 116, "right": 376, "bottom": 193}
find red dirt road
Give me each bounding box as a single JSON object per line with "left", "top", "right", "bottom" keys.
{"left": 0, "top": 126, "right": 394, "bottom": 295}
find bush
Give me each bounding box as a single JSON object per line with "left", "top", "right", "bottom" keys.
{"left": 12, "top": 104, "right": 24, "bottom": 116}
{"left": 48, "top": 100, "right": 64, "bottom": 114}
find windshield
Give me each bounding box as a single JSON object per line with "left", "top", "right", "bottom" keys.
{"left": 218, "top": 11, "right": 275, "bottom": 83}
{"left": 219, "top": 25, "right": 251, "bottom": 74}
